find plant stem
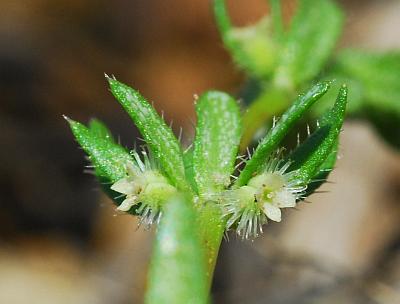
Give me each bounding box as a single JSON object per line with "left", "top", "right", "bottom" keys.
{"left": 240, "top": 88, "right": 291, "bottom": 151}
{"left": 269, "top": 0, "right": 284, "bottom": 41}
{"left": 197, "top": 202, "right": 225, "bottom": 290}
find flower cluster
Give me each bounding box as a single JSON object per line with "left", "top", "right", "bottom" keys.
{"left": 222, "top": 151, "right": 306, "bottom": 239}
{"left": 111, "top": 148, "right": 306, "bottom": 239}
{"left": 111, "top": 150, "right": 177, "bottom": 227}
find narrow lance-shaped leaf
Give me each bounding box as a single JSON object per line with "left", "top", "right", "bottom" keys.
{"left": 145, "top": 195, "right": 208, "bottom": 304}
{"left": 66, "top": 117, "right": 138, "bottom": 209}
{"left": 304, "top": 142, "right": 338, "bottom": 196}
{"left": 291, "top": 85, "right": 347, "bottom": 184}
{"left": 273, "top": 0, "right": 343, "bottom": 89}
{"left": 87, "top": 118, "right": 121, "bottom": 179}
{"left": 107, "top": 77, "right": 189, "bottom": 191}
{"left": 88, "top": 118, "right": 114, "bottom": 142}
{"left": 236, "top": 81, "right": 330, "bottom": 187}
{"left": 309, "top": 75, "right": 363, "bottom": 118}
{"left": 287, "top": 124, "right": 339, "bottom": 196}
{"left": 193, "top": 91, "right": 241, "bottom": 195}
{"left": 66, "top": 117, "right": 132, "bottom": 182}
{"left": 86, "top": 118, "right": 133, "bottom": 206}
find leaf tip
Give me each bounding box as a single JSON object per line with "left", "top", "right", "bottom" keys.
{"left": 337, "top": 84, "right": 348, "bottom": 105}
{"left": 319, "top": 80, "right": 332, "bottom": 92}
{"left": 63, "top": 115, "right": 80, "bottom": 131}
{"left": 105, "top": 73, "right": 120, "bottom": 92}
{"left": 104, "top": 72, "right": 116, "bottom": 81}
{"left": 62, "top": 114, "right": 71, "bottom": 122}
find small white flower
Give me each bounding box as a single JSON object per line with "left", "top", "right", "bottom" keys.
{"left": 222, "top": 151, "right": 306, "bottom": 239}
{"left": 248, "top": 172, "right": 298, "bottom": 223}
{"left": 110, "top": 150, "right": 177, "bottom": 227}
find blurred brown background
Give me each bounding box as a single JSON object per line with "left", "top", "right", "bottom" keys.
{"left": 0, "top": 1, "right": 399, "bottom": 303}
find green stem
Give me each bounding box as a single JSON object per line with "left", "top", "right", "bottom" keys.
{"left": 240, "top": 88, "right": 291, "bottom": 151}
{"left": 197, "top": 202, "right": 225, "bottom": 290}
{"left": 269, "top": 0, "right": 284, "bottom": 40}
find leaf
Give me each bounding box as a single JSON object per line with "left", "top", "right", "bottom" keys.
{"left": 273, "top": 0, "right": 343, "bottom": 89}
{"left": 145, "top": 195, "right": 208, "bottom": 304}
{"left": 66, "top": 117, "right": 139, "bottom": 209}
{"left": 290, "top": 85, "right": 347, "bottom": 185}
{"left": 332, "top": 49, "right": 400, "bottom": 147}
{"left": 66, "top": 117, "right": 132, "bottom": 182}
{"left": 287, "top": 125, "right": 332, "bottom": 172}
{"left": 183, "top": 147, "right": 198, "bottom": 193}
{"left": 236, "top": 81, "right": 330, "bottom": 187}
{"left": 287, "top": 125, "right": 338, "bottom": 195}
{"left": 333, "top": 49, "right": 400, "bottom": 111}
{"left": 88, "top": 118, "right": 114, "bottom": 142}
{"left": 213, "top": 0, "right": 278, "bottom": 79}
{"left": 193, "top": 91, "right": 241, "bottom": 194}
{"left": 304, "top": 142, "right": 338, "bottom": 196}
{"left": 107, "top": 77, "right": 189, "bottom": 191}
{"left": 309, "top": 76, "right": 363, "bottom": 118}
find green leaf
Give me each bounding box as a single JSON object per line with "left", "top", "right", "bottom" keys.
{"left": 66, "top": 117, "right": 139, "bottom": 210}
{"left": 88, "top": 118, "right": 114, "bottom": 142}
{"left": 304, "top": 142, "right": 338, "bottom": 196}
{"left": 332, "top": 49, "right": 400, "bottom": 147}
{"left": 107, "top": 77, "right": 189, "bottom": 191}
{"left": 291, "top": 85, "right": 347, "bottom": 184}
{"left": 213, "top": 0, "right": 278, "bottom": 79}
{"left": 273, "top": 0, "right": 343, "bottom": 89}
{"left": 309, "top": 76, "right": 363, "bottom": 118}
{"left": 236, "top": 81, "right": 330, "bottom": 186}
{"left": 287, "top": 125, "right": 338, "bottom": 196}
{"left": 334, "top": 49, "right": 400, "bottom": 111}
{"left": 183, "top": 147, "right": 198, "bottom": 193}
{"left": 287, "top": 125, "right": 331, "bottom": 172}
{"left": 193, "top": 91, "right": 241, "bottom": 194}
{"left": 66, "top": 117, "right": 132, "bottom": 182}
{"left": 145, "top": 195, "right": 208, "bottom": 304}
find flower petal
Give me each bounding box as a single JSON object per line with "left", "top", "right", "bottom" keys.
{"left": 117, "top": 196, "right": 137, "bottom": 211}
{"left": 273, "top": 189, "right": 296, "bottom": 208}
{"left": 262, "top": 203, "right": 281, "bottom": 222}
{"left": 111, "top": 178, "right": 136, "bottom": 195}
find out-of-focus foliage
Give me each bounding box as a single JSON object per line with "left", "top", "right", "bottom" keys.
{"left": 213, "top": 0, "right": 400, "bottom": 150}
{"left": 330, "top": 50, "right": 400, "bottom": 147}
